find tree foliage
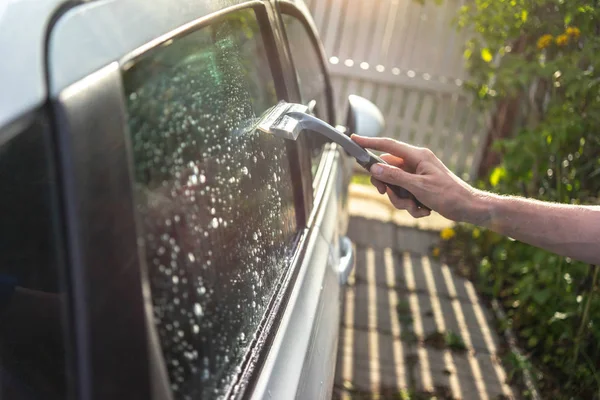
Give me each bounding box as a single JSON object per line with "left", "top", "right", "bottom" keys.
{"left": 442, "top": 1, "right": 600, "bottom": 398}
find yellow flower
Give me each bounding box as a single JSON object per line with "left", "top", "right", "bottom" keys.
{"left": 432, "top": 247, "right": 440, "bottom": 257}
{"left": 537, "top": 34, "right": 553, "bottom": 50}
{"left": 556, "top": 34, "right": 569, "bottom": 47}
{"left": 566, "top": 26, "right": 581, "bottom": 39}
{"left": 440, "top": 227, "right": 456, "bottom": 241}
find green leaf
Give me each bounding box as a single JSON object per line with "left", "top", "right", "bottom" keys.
{"left": 464, "top": 48, "right": 473, "bottom": 60}
{"left": 481, "top": 48, "right": 493, "bottom": 63}
{"left": 565, "top": 14, "right": 573, "bottom": 26}
{"left": 527, "top": 336, "right": 539, "bottom": 347}
{"left": 533, "top": 289, "right": 551, "bottom": 305}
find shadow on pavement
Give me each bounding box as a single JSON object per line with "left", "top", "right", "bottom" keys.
{"left": 333, "top": 217, "right": 516, "bottom": 400}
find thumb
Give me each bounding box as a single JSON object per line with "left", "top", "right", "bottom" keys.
{"left": 370, "top": 163, "right": 419, "bottom": 191}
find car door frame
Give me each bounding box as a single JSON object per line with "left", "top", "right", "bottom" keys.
{"left": 46, "top": 1, "right": 322, "bottom": 399}
{"left": 273, "top": 0, "right": 336, "bottom": 127}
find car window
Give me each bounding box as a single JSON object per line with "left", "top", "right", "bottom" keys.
{"left": 123, "top": 9, "right": 298, "bottom": 399}
{"left": 0, "top": 114, "right": 69, "bottom": 400}
{"left": 281, "top": 14, "right": 331, "bottom": 180}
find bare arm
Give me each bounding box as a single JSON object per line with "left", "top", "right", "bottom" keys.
{"left": 351, "top": 135, "right": 600, "bottom": 265}
{"left": 468, "top": 192, "right": 600, "bottom": 264}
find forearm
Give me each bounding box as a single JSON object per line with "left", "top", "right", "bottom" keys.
{"left": 465, "top": 190, "right": 600, "bottom": 265}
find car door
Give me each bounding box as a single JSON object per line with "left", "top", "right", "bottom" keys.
{"left": 47, "top": 0, "right": 347, "bottom": 399}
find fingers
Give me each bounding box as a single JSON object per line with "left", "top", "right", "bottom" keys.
{"left": 372, "top": 154, "right": 405, "bottom": 194}
{"left": 386, "top": 187, "right": 431, "bottom": 218}
{"left": 370, "top": 176, "right": 386, "bottom": 194}
{"left": 379, "top": 153, "right": 405, "bottom": 168}
{"left": 351, "top": 134, "right": 424, "bottom": 169}
{"left": 369, "top": 162, "right": 420, "bottom": 192}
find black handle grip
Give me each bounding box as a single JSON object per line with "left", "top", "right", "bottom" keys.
{"left": 359, "top": 151, "right": 430, "bottom": 211}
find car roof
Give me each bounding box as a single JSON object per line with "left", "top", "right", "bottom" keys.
{"left": 0, "top": 0, "right": 66, "bottom": 128}
{"left": 0, "top": 0, "right": 267, "bottom": 130}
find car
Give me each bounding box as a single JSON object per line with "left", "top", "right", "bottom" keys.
{"left": 0, "top": 0, "right": 385, "bottom": 398}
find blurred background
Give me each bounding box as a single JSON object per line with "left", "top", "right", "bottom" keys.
{"left": 306, "top": 0, "right": 484, "bottom": 182}
{"left": 313, "top": 1, "right": 600, "bottom": 399}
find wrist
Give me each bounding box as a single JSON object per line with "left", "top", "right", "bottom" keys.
{"left": 462, "top": 189, "right": 494, "bottom": 227}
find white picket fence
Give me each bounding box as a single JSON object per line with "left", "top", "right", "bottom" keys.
{"left": 306, "top": 0, "right": 488, "bottom": 180}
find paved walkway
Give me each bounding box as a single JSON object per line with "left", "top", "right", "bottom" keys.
{"left": 333, "top": 184, "right": 517, "bottom": 400}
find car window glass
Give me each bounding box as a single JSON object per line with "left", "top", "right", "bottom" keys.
{"left": 123, "top": 9, "right": 297, "bottom": 399}
{"left": 0, "top": 117, "right": 68, "bottom": 400}
{"left": 282, "top": 14, "right": 330, "bottom": 178}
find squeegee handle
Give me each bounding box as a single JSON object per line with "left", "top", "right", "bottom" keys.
{"left": 287, "top": 111, "right": 428, "bottom": 210}
{"left": 359, "top": 150, "right": 430, "bottom": 211}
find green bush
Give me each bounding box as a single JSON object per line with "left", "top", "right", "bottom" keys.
{"left": 443, "top": 0, "right": 600, "bottom": 398}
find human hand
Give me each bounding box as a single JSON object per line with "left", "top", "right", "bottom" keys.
{"left": 351, "top": 135, "right": 478, "bottom": 222}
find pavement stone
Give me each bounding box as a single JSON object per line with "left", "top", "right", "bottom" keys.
{"left": 333, "top": 190, "right": 517, "bottom": 400}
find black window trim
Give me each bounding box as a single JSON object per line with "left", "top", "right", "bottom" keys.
{"left": 52, "top": 62, "right": 153, "bottom": 400}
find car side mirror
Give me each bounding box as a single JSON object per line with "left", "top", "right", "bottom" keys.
{"left": 345, "top": 95, "right": 385, "bottom": 138}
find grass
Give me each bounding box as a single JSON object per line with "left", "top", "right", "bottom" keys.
{"left": 396, "top": 300, "right": 411, "bottom": 315}
{"left": 445, "top": 331, "right": 468, "bottom": 352}
{"left": 424, "top": 330, "right": 468, "bottom": 353}
{"left": 401, "top": 330, "right": 419, "bottom": 344}
{"left": 397, "top": 299, "right": 415, "bottom": 327}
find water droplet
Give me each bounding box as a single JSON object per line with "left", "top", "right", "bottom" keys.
{"left": 194, "top": 303, "right": 203, "bottom": 316}
{"left": 199, "top": 174, "right": 206, "bottom": 183}
{"left": 188, "top": 253, "right": 195, "bottom": 262}
{"left": 193, "top": 324, "right": 200, "bottom": 334}
{"left": 210, "top": 218, "right": 219, "bottom": 228}
{"left": 241, "top": 166, "right": 248, "bottom": 175}
{"left": 172, "top": 276, "right": 179, "bottom": 284}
